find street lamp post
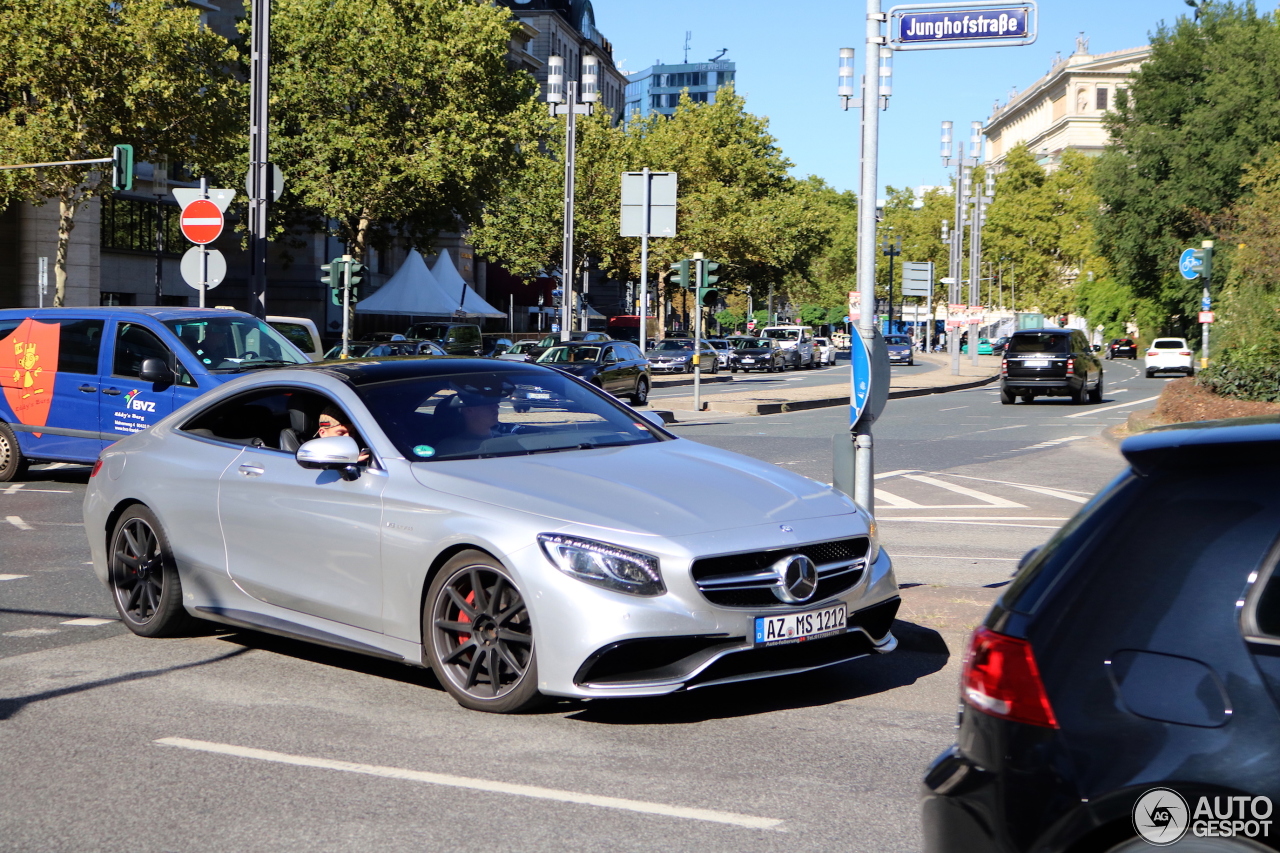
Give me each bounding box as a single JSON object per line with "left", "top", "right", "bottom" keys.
{"left": 941, "top": 119, "right": 981, "bottom": 374}
{"left": 881, "top": 233, "right": 901, "bottom": 334}
{"left": 547, "top": 54, "right": 597, "bottom": 343}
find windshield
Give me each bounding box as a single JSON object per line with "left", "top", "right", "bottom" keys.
{"left": 732, "top": 338, "right": 767, "bottom": 350}
{"left": 508, "top": 342, "right": 536, "bottom": 354}
{"left": 537, "top": 346, "right": 601, "bottom": 364}
{"left": 356, "top": 368, "right": 666, "bottom": 462}
{"left": 884, "top": 336, "right": 911, "bottom": 346}
{"left": 407, "top": 324, "right": 452, "bottom": 341}
{"left": 166, "top": 316, "right": 309, "bottom": 371}
{"left": 654, "top": 340, "right": 694, "bottom": 351}
{"left": 1007, "top": 334, "right": 1071, "bottom": 354}
{"left": 763, "top": 329, "right": 800, "bottom": 341}
{"left": 705, "top": 340, "right": 729, "bottom": 350}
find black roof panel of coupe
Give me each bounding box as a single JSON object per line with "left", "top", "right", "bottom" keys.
{"left": 286, "top": 356, "right": 551, "bottom": 387}
{"left": 1121, "top": 417, "right": 1280, "bottom": 474}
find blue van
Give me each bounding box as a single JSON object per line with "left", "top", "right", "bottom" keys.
{"left": 0, "top": 307, "right": 310, "bottom": 480}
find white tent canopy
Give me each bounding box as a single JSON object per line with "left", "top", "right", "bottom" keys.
{"left": 430, "top": 249, "right": 506, "bottom": 319}
{"left": 354, "top": 248, "right": 505, "bottom": 318}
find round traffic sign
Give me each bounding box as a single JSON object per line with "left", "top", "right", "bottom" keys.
{"left": 180, "top": 199, "right": 224, "bottom": 245}
{"left": 1179, "top": 248, "right": 1201, "bottom": 280}
{"left": 180, "top": 246, "right": 227, "bottom": 290}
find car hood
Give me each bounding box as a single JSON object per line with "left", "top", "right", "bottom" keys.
{"left": 412, "top": 440, "right": 855, "bottom": 537}
{"left": 646, "top": 350, "right": 691, "bottom": 358}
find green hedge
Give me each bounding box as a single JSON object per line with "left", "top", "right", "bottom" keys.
{"left": 1197, "top": 346, "right": 1280, "bottom": 402}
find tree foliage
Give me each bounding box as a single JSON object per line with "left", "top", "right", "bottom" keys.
{"left": 0, "top": 0, "right": 240, "bottom": 305}
{"left": 1094, "top": 1, "right": 1280, "bottom": 335}
{"left": 268, "top": 0, "right": 544, "bottom": 260}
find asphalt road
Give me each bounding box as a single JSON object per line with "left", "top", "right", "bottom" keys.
{"left": 0, "top": 356, "right": 1164, "bottom": 852}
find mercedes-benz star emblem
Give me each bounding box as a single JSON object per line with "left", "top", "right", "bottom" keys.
{"left": 771, "top": 554, "right": 819, "bottom": 604}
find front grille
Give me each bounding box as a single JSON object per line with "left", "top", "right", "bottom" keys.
{"left": 691, "top": 537, "right": 869, "bottom": 608}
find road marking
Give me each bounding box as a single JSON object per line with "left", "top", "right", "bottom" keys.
{"left": 2, "top": 483, "right": 71, "bottom": 494}
{"left": 60, "top": 617, "right": 117, "bottom": 626}
{"left": 1013, "top": 435, "right": 1088, "bottom": 451}
{"left": 939, "top": 406, "right": 968, "bottom": 411}
{"left": 0, "top": 574, "right": 29, "bottom": 581}
{"left": 6, "top": 516, "right": 32, "bottom": 531}
{"left": 2, "top": 628, "right": 61, "bottom": 638}
{"left": 903, "top": 475, "right": 1026, "bottom": 508}
{"left": 892, "top": 555, "right": 1019, "bottom": 561}
{"left": 874, "top": 469, "right": 920, "bottom": 480}
{"left": 1063, "top": 394, "right": 1160, "bottom": 418}
{"left": 937, "top": 472, "right": 1092, "bottom": 501}
{"left": 879, "top": 518, "right": 1067, "bottom": 529}
{"left": 155, "top": 738, "right": 785, "bottom": 830}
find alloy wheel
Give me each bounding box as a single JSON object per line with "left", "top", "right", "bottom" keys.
{"left": 431, "top": 566, "right": 533, "bottom": 700}
{"left": 112, "top": 517, "right": 166, "bottom": 625}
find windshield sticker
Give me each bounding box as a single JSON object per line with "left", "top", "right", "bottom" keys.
{"left": 413, "top": 445, "right": 436, "bottom": 458}
{"left": 0, "top": 318, "right": 60, "bottom": 437}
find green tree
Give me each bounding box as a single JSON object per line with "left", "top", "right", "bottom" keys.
{"left": 1094, "top": 1, "right": 1280, "bottom": 335}
{"left": 268, "top": 0, "right": 543, "bottom": 261}
{"left": 0, "top": 0, "right": 240, "bottom": 305}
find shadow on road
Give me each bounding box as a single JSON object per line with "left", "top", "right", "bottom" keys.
{"left": 21, "top": 465, "right": 93, "bottom": 485}
{"left": 0, "top": 647, "right": 249, "bottom": 721}
{"left": 211, "top": 630, "right": 444, "bottom": 692}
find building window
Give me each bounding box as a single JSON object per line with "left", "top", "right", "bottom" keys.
{"left": 100, "top": 292, "right": 136, "bottom": 306}
{"left": 719, "top": 70, "right": 736, "bottom": 84}
{"left": 100, "top": 195, "right": 183, "bottom": 255}
{"left": 1096, "top": 87, "right": 1108, "bottom": 110}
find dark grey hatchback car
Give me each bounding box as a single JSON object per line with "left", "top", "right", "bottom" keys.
{"left": 922, "top": 418, "right": 1280, "bottom": 853}
{"left": 1000, "top": 328, "right": 1103, "bottom": 405}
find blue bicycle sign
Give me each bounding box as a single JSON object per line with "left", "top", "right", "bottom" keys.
{"left": 1179, "top": 248, "right": 1202, "bottom": 280}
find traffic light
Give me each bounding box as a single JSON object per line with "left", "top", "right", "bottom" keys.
{"left": 1192, "top": 244, "right": 1213, "bottom": 283}
{"left": 321, "top": 257, "right": 345, "bottom": 305}
{"left": 551, "top": 288, "right": 563, "bottom": 308}
{"left": 669, "top": 259, "right": 690, "bottom": 289}
{"left": 110, "top": 144, "right": 134, "bottom": 192}
{"left": 698, "top": 260, "right": 721, "bottom": 308}
{"left": 346, "top": 259, "right": 366, "bottom": 302}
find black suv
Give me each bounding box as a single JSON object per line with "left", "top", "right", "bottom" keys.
{"left": 404, "top": 322, "right": 484, "bottom": 356}
{"left": 922, "top": 417, "right": 1280, "bottom": 853}
{"left": 1107, "top": 337, "right": 1138, "bottom": 359}
{"left": 1000, "top": 328, "right": 1103, "bottom": 404}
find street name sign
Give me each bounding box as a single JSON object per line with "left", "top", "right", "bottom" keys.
{"left": 888, "top": 1, "right": 1037, "bottom": 51}
{"left": 902, "top": 261, "right": 933, "bottom": 297}
{"left": 1180, "top": 248, "right": 1203, "bottom": 280}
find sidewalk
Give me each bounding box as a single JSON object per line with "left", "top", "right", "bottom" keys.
{"left": 655, "top": 351, "right": 1000, "bottom": 419}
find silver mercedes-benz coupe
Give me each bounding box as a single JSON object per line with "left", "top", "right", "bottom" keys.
{"left": 84, "top": 358, "right": 900, "bottom": 712}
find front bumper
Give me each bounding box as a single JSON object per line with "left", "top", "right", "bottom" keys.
{"left": 520, "top": 525, "right": 901, "bottom": 699}
{"left": 648, "top": 361, "right": 691, "bottom": 373}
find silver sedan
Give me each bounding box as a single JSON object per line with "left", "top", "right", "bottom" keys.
{"left": 84, "top": 358, "right": 900, "bottom": 713}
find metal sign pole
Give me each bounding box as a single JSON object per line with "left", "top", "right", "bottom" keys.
{"left": 852, "top": 0, "right": 883, "bottom": 514}
{"left": 560, "top": 80, "right": 578, "bottom": 343}
{"left": 694, "top": 255, "right": 704, "bottom": 412}
{"left": 969, "top": 174, "right": 981, "bottom": 365}
{"left": 341, "top": 255, "right": 352, "bottom": 358}
{"left": 639, "top": 167, "right": 651, "bottom": 349}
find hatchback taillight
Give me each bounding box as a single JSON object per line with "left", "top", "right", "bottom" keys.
{"left": 1000, "top": 359, "right": 1008, "bottom": 376}
{"left": 1147, "top": 350, "right": 1159, "bottom": 357}
{"left": 961, "top": 627, "right": 1058, "bottom": 728}
{"left": 90, "top": 458, "right": 103, "bottom": 478}
{"left": 1066, "top": 357, "right": 1074, "bottom": 373}
{"left": 1179, "top": 350, "right": 1192, "bottom": 356}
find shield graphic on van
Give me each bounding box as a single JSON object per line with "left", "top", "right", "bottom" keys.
{"left": 0, "top": 318, "right": 60, "bottom": 436}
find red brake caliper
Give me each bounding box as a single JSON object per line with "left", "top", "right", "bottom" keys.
{"left": 456, "top": 590, "right": 475, "bottom": 644}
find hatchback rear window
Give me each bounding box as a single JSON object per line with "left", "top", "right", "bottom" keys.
{"left": 1153, "top": 340, "right": 1186, "bottom": 349}
{"left": 1007, "top": 334, "right": 1070, "bottom": 354}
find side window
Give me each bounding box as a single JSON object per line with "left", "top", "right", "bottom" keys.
{"left": 272, "top": 323, "right": 315, "bottom": 353}
{"left": 181, "top": 388, "right": 354, "bottom": 451}
{"left": 113, "top": 323, "right": 171, "bottom": 378}
{"left": 458, "top": 326, "right": 481, "bottom": 345}
{"left": 603, "top": 345, "right": 620, "bottom": 363}
{"left": 57, "top": 319, "right": 105, "bottom": 374}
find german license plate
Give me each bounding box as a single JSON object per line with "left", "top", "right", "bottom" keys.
{"left": 528, "top": 392, "right": 550, "bottom": 399}
{"left": 1023, "top": 359, "right": 1049, "bottom": 367}
{"left": 741, "top": 358, "right": 755, "bottom": 363}
{"left": 754, "top": 603, "right": 847, "bottom": 647}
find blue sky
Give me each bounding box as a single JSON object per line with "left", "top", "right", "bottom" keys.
{"left": 598, "top": 1, "right": 1247, "bottom": 194}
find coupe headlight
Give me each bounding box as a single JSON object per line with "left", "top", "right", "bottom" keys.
{"left": 537, "top": 534, "right": 665, "bottom": 596}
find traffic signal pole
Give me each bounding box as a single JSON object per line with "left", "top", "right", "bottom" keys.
{"left": 693, "top": 255, "right": 704, "bottom": 412}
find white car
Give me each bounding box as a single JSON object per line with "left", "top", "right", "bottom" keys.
{"left": 268, "top": 315, "right": 323, "bottom": 361}
{"left": 704, "top": 338, "right": 733, "bottom": 368}
{"left": 760, "top": 325, "right": 817, "bottom": 368}
{"left": 812, "top": 337, "right": 837, "bottom": 366}
{"left": 1145, "top": 337, "right": 1195, "bottom": 377}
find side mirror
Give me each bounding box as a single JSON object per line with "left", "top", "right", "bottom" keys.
{"left": 639, "top": 411, "right": 666, "bottom": 428}
{"left": 1092, "top": 344, "right": 1103, "bottom": 352}
{"left": 1015, "top": 546, "right": 1041, "bottom": 573}
{"left": 297, "top": 435, "right": 362, "bottom": 480}
{"left": 139, "top": 357, "right": 174, "bottom": 386}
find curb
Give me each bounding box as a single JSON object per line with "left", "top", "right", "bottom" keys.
{"left": 658, "top": 373, "right": 1000, "bottom": 419}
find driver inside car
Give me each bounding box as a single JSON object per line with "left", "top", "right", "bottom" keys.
{"left": 430, "top": 377, "right": 513, "bottom": 457}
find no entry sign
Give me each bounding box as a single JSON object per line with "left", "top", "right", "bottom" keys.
{"left": 180, "top": 199, "right": 223, "bottom": 245}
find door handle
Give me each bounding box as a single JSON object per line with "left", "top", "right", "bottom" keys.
{"left": 78, "top": 384, "right": 97, "bottom": 393}
{"left": 101, "top": 388, "right": 121, "bottom": 396}
{"left": 237, "top": 464, "right": 265, "bottom": 477}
